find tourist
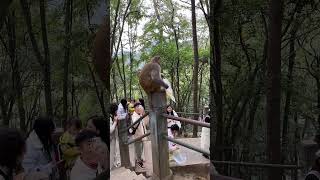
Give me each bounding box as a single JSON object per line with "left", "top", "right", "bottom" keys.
{"left": 22, "top": 116, "right": 60, "bottom": 179}
{"left": 86, "top": 116, "right": 109, "bottom": 170}
{"left": 131, "top": 103, "right": 149, "bottom": 171}
{"left": 59, "top": 117, "right": 82, "bottom": 171}
{"left": 305, "top": 150, "right": 320, "bottom": 180}
{"left": 166, "top": 105, "right": 181, "bottom": 137}
{"left": 201, "top": 114, "right": 210, "bottom": 159}
{"left": 128, "top": 99, "right": 135, "bottom": 115}
{"left": 117, "top": 99, "right": 128, "bottom": 121}
{"left": 166, "top": 105, "right": 181, "bottom": 151}
{"left": 138, "top": 98, "right": 146, "bottom": 110}
{"left": 0, "top": 128, "right": 25, "bottom": 180}
{"left": 109, "top": 103, "right": 119, "bottom": 170}
{"left": 70, "top": 130, "right": 103, "bottom": 180}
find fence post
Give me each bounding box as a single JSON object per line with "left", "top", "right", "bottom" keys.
{"left": 150, "top": 92, "right": 172, "bottom": 180}
{"left": 118, "top": 118, "right": 130, "bottom": 168}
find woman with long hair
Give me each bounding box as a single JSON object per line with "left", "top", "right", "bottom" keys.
{"left": 86, "top": 116, "right": 110, "bottom": 170}
{"left": 109, "top": 103, "right": 119, "bottom": 170}
{"left": 0, "top": 128, "right": 25, "bottom": 180}
{"left": 22, "top": 116, "right": 59, "bottom": 179}
{"left": 166, "top": 105, "right": 181, "bottom": 151}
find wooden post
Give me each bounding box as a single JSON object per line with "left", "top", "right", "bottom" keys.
{"left": 150, "top": 92, "right": 172, "bottom": 180}
{"left": 118, "top": 118, "right": 131, "bottom": 168}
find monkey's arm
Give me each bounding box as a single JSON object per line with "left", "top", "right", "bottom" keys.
{"left": 151, "top": 69, "right": 169, "bottom": 89}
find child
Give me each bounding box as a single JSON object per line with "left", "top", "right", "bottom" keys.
{"left": 70, "top": 130, "right": 103, "bottom": 180}
{"left": 59, "top": 118, "right": 82, "bottom": 171}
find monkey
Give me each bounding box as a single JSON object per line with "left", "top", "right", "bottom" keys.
{"left": 139, "top": 56, "right": 169, "bottom": 107}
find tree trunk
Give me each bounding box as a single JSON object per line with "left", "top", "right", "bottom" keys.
{"left": 282, "top": 21, "right": 298, "bottom": 162}
{"left": 0, "top": 0, "right": 12, "bottom": 29}
{"left": 7, "top": 11, "right": 26, "bottom": 131}
{"left": 191, "top": 0, "right": 200, "bottom": 138}
{"left": 266, "top": 0, "right": 283, "bottom": 179}
{"left": 121, "top": 41, "right": 127, "bottom": 98}
{"left": 317, "top": 59, "right": 320, "bottom": 131}
{"left": 40, "top": 0, "right": 53, "bottom": 117}
{"left": 63, "top": 0, "right": 72, "bottom": 125}
{"left": 20, "top": 0, "right": 53, "bottom": 117}
{"left": 209, "top": 0, "right": 224, "bottom": 161}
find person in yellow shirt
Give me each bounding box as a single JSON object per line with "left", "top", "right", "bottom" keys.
{"left": 59, "top": 118, "right": 82, "bottom": 171}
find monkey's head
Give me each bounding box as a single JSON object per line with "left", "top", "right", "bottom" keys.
{"left": 151, "top": 56, "right": 161, "bottom": 64}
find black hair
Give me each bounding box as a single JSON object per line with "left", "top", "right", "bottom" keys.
{"left": 120, "top": 99, "right": 127, "bottom": 110}
{"left": 33, "top": 116, "right": 55, "bottom": 159}
{"left": 134, "top": 102, "right": 142, "bottom": 108}
{"left": 87, "top": 116, "right": 109, "bottom": 146}
{"left": 166, "top": 105, "right": 174, "bottom": 116}
{"left": 0, "top": 128, "right": 25, "bottom": 171}
{"left": 66, "top": 117, "right": 82, "bottom": 129}
{"left": 109, "top": 103, "right": 118, "bottom": 117}
{"left": 170, "top": 124, "right": 180, "bottom": 131}
{"left": 75, "top": 129, "right": 97, "bottom": 146}
{"left": 139, "top": 98, "right": 145, "bottom": 109}
{"left": 204, "top": 116, "right": 210, "bottom": 123}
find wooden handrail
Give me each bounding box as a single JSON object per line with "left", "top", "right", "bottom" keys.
{"left": 162, "top": 114, "right": 210, "bottom": 128}
{"left": 126, "top": 132, "right": 151, "bottom": 145}
{"left": 212, "top": 161, "right": 302, "bottom": 169}
{"left": 163, "top": 135, "right": 210, "bottom": 156}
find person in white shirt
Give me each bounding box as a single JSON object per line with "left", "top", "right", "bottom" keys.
{"left": 166, "top": 105, "right": 181, "bottom": 151}
{"left": 70, "top": 130, "right": 103, "bottom": 180}
{"left": 109, "top": 103, "right": 119, "bottom": 170}
{"left": 201, "top": 108, "right": 210, "bottom": 159}
{"left": 22, "top": 117, "right": 59, "bottom": 180}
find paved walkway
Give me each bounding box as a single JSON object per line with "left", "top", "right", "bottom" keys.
{"left": 128, "top": 137, "right": 210, "bottom": 176}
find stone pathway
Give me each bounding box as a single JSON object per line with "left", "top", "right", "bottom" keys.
{"left": 112, "top": 137, "right": 210, "bottom": 179}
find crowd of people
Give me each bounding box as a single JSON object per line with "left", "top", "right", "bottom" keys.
{"left": 0, "top": 96, "right": 211, "bottom": 180}
{"left": 0, "top": 116, "right": 110, "bottom": 180}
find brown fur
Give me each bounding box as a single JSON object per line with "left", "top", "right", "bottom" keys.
{"left": 139, "top": 56, "right": 169, "bottom": 94}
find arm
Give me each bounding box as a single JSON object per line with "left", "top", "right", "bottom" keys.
{"left": 110, "top": 118, "right": 117, "bottom": 134}
{"left": 150, "top": 69, "right": 169, "bottom": 89}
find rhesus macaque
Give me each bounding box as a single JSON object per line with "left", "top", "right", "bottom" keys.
{"left": 139, "top": 56, "right": 169, "bottom": 107}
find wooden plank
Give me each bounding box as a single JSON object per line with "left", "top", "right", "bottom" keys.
{"left": 150, "top": 92, "right": 172, "bottom": 180}
{"left": 118, "top": 119, "right": 131, "bottom": 168}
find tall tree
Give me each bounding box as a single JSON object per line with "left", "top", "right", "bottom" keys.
{"left": 209, "top": 0, "right": 224, "bottom": 161}
{"left": 63, "top": 0, "right": 72, "bottom": 125}
{"left": 7, "top": 11, "right": 26, "bottom": 131}
{"left": 39, "top": 0, "right": 53, "bottom": 117}
{"left": 266, "top": 0, "right": 282, "bottom": 179}
{"left": 20, "top": 0, "right": 53, "bottom": 117}
{"left": 191, "top": 0, "right": 200, "bottom": 138}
